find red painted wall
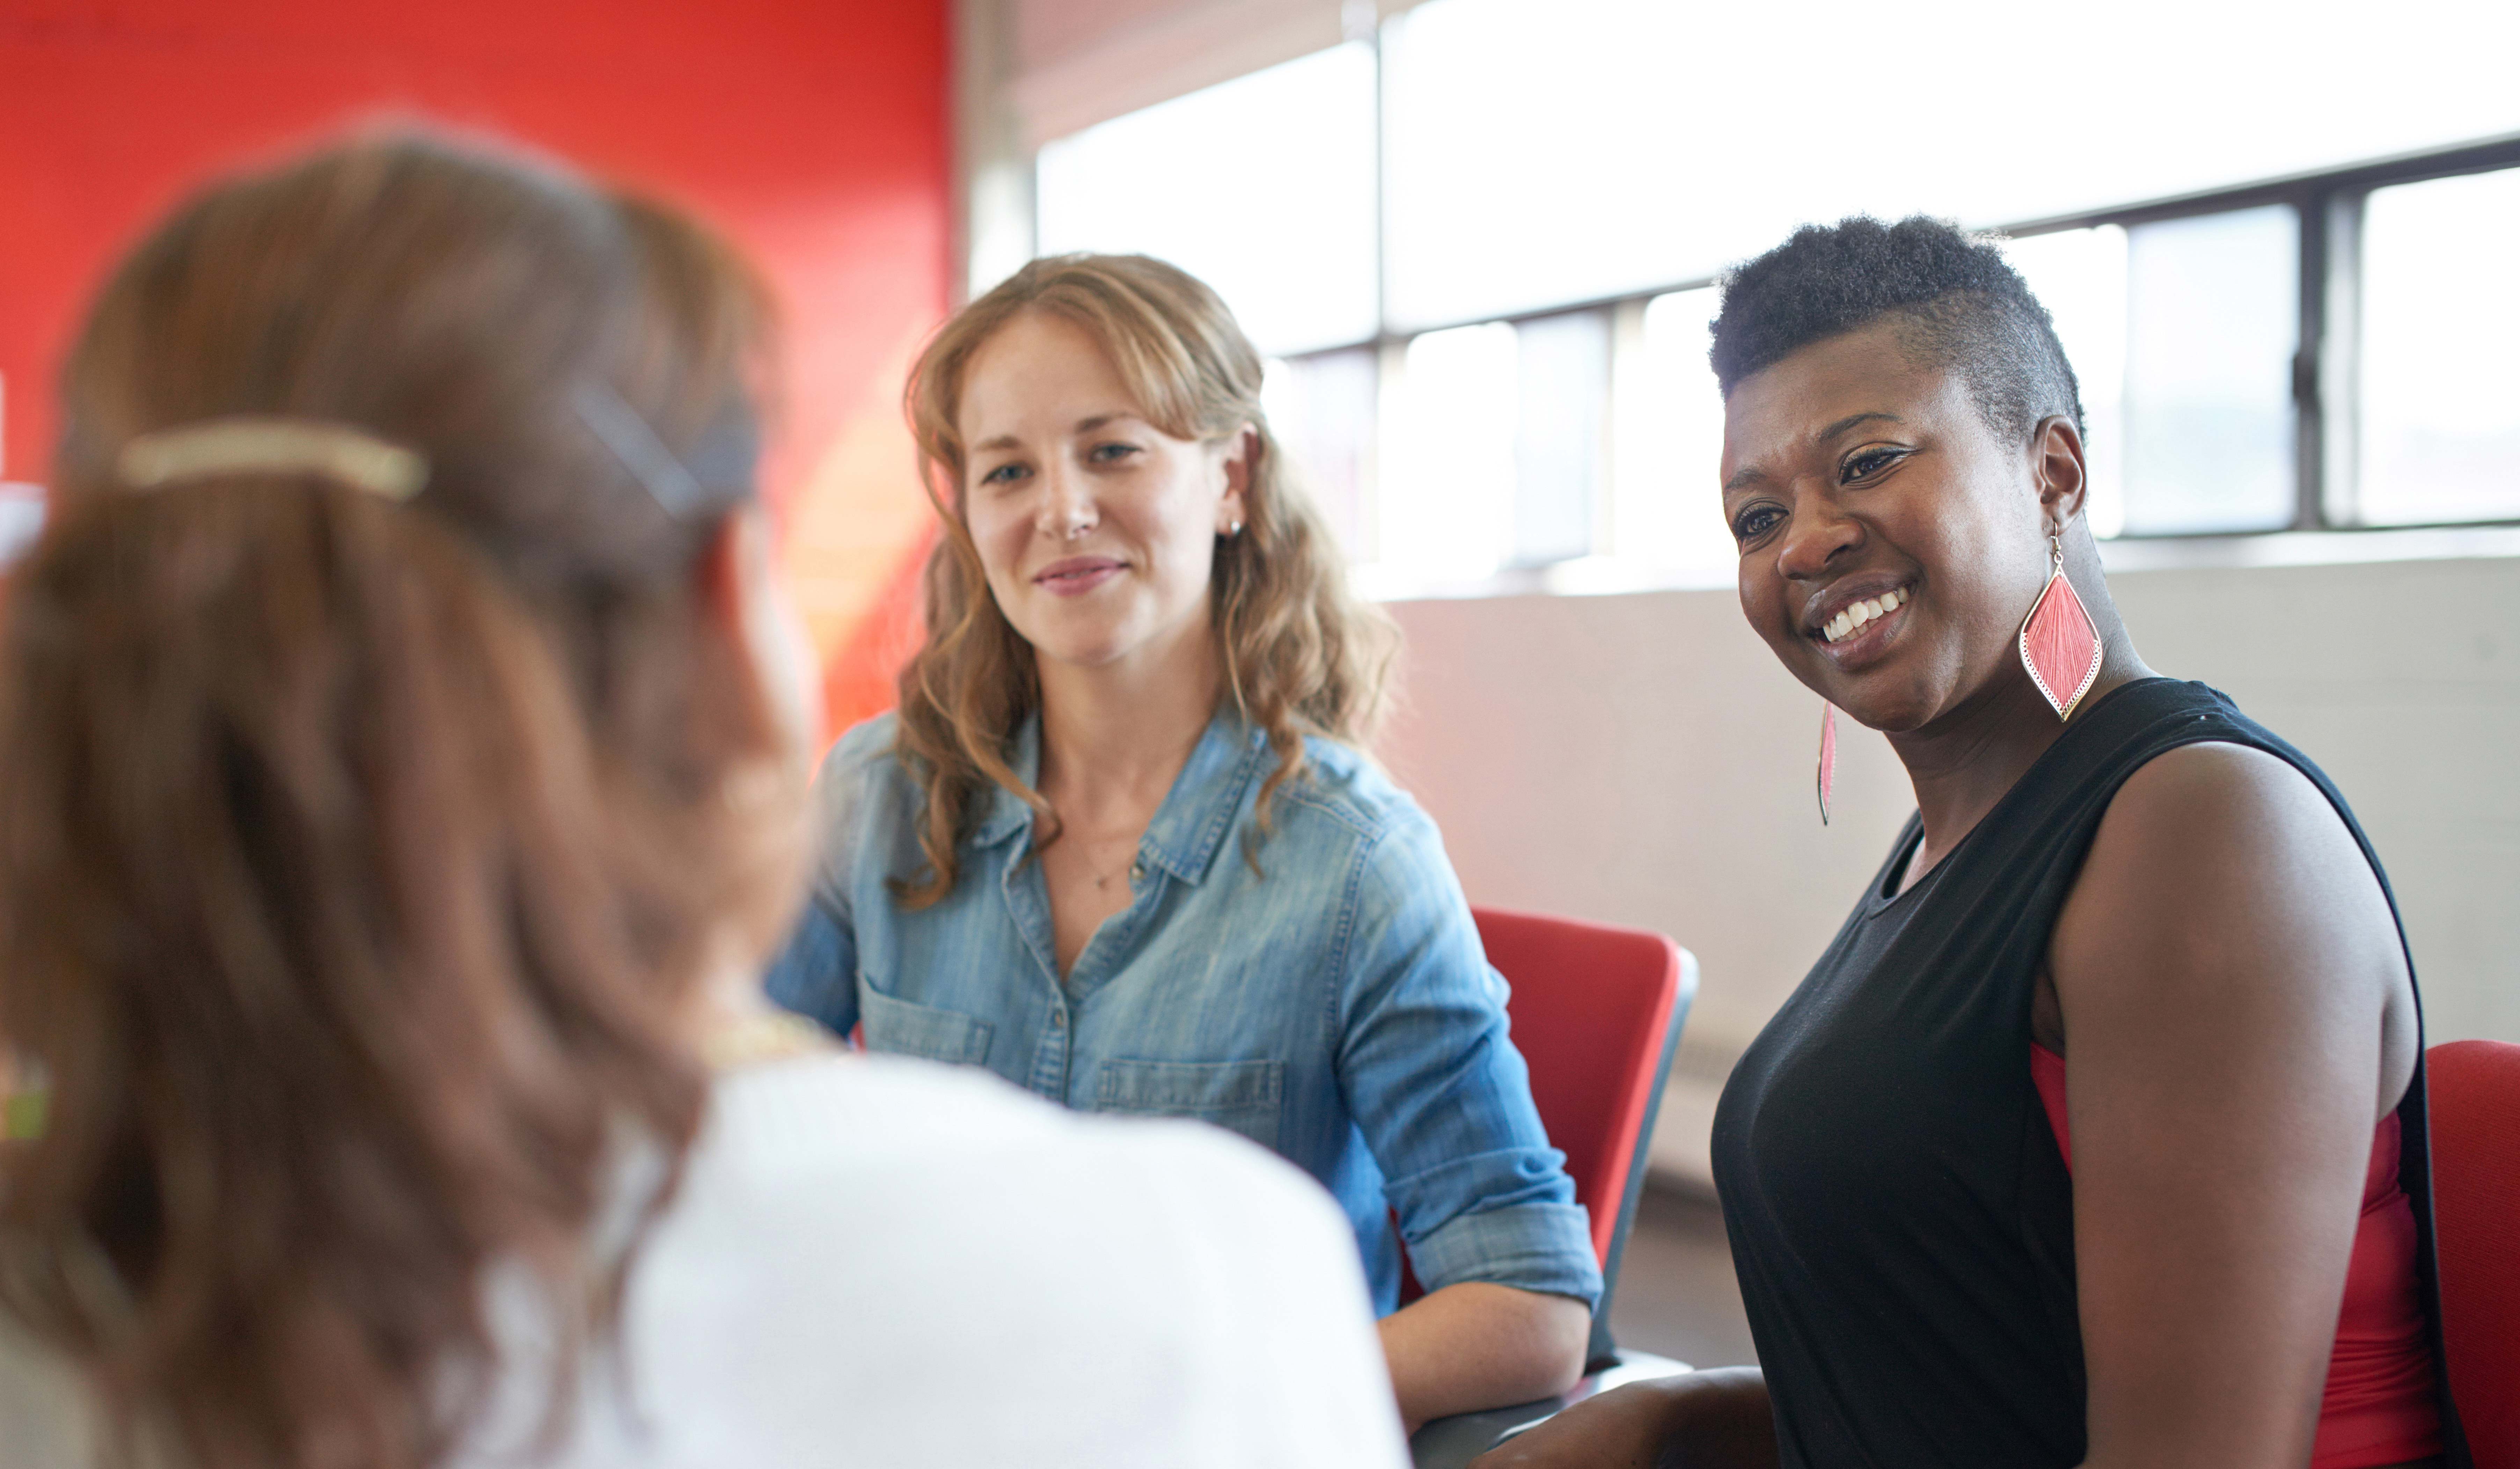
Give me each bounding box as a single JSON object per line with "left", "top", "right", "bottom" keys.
{"left": 0, "top": 0, "right": 948, "bottom": 734}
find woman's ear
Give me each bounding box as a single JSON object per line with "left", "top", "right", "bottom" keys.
{"left": 2032, "top": 415, "right": 2090, "bottom": 528}
{"left": 1215, "top": 423, "right": 1257, "bottom": 534}
{"left": 694, "top": 505, "right": 822, "bottom": 765}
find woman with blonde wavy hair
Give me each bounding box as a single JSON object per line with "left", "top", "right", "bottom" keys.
{"left": 767, "top": 253, "right": 1599, "bottom": 1429}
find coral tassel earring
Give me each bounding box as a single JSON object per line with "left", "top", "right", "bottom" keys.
{"left": 2019, "top": 528, "right": 2103, "bottom": 720}
{"left": 1817, "top": 701, "right": 1838, "bottom": 825}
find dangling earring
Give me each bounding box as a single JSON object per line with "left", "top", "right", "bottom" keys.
{"left": 2019, "top": 524, "right": 2102, "bottom": 721}
{"left": 1816, "top": 701, "right": 1838, "bottom": 826}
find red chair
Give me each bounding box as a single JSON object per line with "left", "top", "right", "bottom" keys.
{"left": 1403, "top": 908, "right": 1697, "bottom": 1467}
{"left": 1397, "top": 910, "right": 1695, "bottom": 1356}
{"left": 2427, "top": 1039, "right": 2520, "bottom": 1467}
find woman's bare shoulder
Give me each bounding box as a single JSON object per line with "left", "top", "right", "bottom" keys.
{"left": 2057, "top": 737, "right": 2407, "bottom": 1073}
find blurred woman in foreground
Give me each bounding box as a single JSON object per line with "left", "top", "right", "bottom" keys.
{"left": 1483, "top": 218, "right": 2460, "bottom": 1469}
{"left": 0, "top": 135, "right": 1406, "bottom": 1469}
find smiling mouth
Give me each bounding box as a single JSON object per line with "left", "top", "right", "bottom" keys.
{"left": 1817, "top": 585, "right": 1909, "bottom": 644}
{"left": 1034, "top": 557, "right": 1125, "bottom": 595}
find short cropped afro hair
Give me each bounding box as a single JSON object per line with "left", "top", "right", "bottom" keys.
{"left": 1710, "top": 215, "right": 2083, "bottom": 446}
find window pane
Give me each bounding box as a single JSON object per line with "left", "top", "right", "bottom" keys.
{"left": 2003, "top": 227, "right": 2130, "bottom": 539}
{"left": 1035, "top": 44, "right": 1376, "bottom": 356}
{"left": 1612, "top": 287, "right": 1732, "bottom": 577}
{"left": 1262, "top": 349, "right": 1379, "bottom": 561}
{"left": 1379, "top": 323, "right": 1517, "bottom": 579}
{"left": 2120, "top": 206, "right": 2298, "bottom": 535}
{"left": 1380, "top": 0, "right": 2520, "bottom": 329}
{"left": 2356, "top": 166, "right": 2520, "bottom": 526}
{"left": 1512, "top": 310, "right": 1609, "bottom": 566}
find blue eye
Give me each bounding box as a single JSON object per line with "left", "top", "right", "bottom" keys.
{"left": 979, "top": 462, "right": 1027, "bottom": 487}
{"left": 1089, "top": 442, "right": 1141, "bottom": 465}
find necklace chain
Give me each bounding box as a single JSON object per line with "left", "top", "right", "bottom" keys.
{"left": 1089, "top": 846, "right": 1146, "bottom": 889}
{"left": 1061, "top": 824, "right": 1146, "bottom": 890}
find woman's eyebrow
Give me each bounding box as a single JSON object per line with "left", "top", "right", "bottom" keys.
{"left": 1728, "top": 410, "right": 1912, "bottom": 490}
{"left": 974, "top": 410, "right": 1140, "bottom": 454}
{"left": 1819, "top": 410, "right": 1904, "bottom": 443}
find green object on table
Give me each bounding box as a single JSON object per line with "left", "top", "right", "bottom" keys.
{"left": 3, "top": 1089, "right": 46, "bottom": 1140}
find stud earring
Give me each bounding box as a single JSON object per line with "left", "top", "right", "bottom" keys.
{"left": 1224, "top": 520, "right": 1244, "bottom": 538}
{"left": 2018, "top": 524, "right": 2102, "bottom": 721}
{"left": 1817, "top": 701, "right": 1838, "bottom": 826}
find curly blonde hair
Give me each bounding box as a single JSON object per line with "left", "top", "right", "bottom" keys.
{"left": 890, "top": 253, "right": 1395, "bottom": 907}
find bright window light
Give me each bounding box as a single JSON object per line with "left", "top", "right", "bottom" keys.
{"left": 1612, "top": 288, "right": 1732, "bottom": 578}
{"left": 2004, "top": 227, "right": 2130, "bottom": 540}
{"left": 1379, "top": 324, "right": 1518, "bottom": 579}
{"left": 2119, "top": 207, "right": 2299, "bottom": 535}
{"left": 2356, "top": 165, "right": 2520, "bottom": 527}
{"left": 1035, "top": 43, "right": 1377, "bottom": 357}
{"left": 0, "top": 484, "right": 41, "bottom": 567}
{"left": 1512, "top": 310, "right": 1610, "bottom": 566}
{"left": 1382, "top": 0, "right": 2520, "bottom": 331}
{"left": 1261, "top": 349, "right": 1379, "bottom": 561}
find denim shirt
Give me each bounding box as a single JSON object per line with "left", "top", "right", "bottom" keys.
{"left": 765, "top": 710, "right": 1601, "bottom": 1314}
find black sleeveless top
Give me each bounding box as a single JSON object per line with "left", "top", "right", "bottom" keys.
{"left": 1709, "top": 679, "right": 2470, "bottom": 1468}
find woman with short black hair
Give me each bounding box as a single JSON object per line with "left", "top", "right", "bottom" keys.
{"left": 1483, "top": 217, "right": 2460, "bottom": 1469}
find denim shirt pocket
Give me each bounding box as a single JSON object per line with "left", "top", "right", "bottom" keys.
{"left": 858, "top": 987, "right": 995, "bottom": 1067}
{"left": 1093, "top": 1058, "right": 1285, "bottom": 1152}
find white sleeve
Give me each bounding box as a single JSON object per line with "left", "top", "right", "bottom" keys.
{"left": 1109, "top": 1126, "right": 1412, "bottom": 1469}
{"left": 588, "top": 1059, "right": 1411, "bottom": 1469}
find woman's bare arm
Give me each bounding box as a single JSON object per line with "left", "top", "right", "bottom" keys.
{"left": 2050, "top": 741, "right": 2415, "bottom": 1469}
{"left": 1379, "top": 1283, "right": 1591, "bottom": 1435}
{"left": 1466, "top": 1366, "right": 1776, "bottom": 1469}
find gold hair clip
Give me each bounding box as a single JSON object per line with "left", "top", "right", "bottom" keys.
{"left": 116, "top": 418, "right": 428, "bottom": 501}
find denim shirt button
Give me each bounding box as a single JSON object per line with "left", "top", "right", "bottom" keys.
{"left": 1129, "top": 860, "right": 1145, "bottom": 883}
{"left": 1049, "top": 1009, "right": 1065, "bottom": 1029}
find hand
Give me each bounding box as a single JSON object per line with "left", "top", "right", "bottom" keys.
{"left": 1467, "top": 1368, "right": 1774, "bottom": 1469}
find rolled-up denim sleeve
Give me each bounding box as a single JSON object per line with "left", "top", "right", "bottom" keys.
{"left": 763, "top": 726, "right": 880, "bottom": 1037}
{"left": 765, "top": 897, "right": 857, "bottom": 1035}
{"left": 1332, "top": 813, "right": 1602, "bottom": 1309}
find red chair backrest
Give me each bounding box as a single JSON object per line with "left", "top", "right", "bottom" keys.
{"left": 1390, "top": 907, "right": 1693, "bottom": 1357}
{"left": 2428, "top": 1038, "right": 2520, "bottom": 1466}
{"left": 1473, "top": 907, "right": 1691, "bottom": 1271}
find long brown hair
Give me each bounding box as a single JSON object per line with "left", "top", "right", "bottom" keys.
{"left": 0, "top": 134, "right": 800, "bottom": 1468}
{"left": 892, "top": 253, "right": 1397, "bottom": 906}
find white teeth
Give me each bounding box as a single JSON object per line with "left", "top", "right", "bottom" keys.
{"left": 1822, "top": 587, "right": 1907, "bottom": 643}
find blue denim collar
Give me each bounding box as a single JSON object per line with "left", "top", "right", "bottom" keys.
{"left": 969, "top": 706, "right": 1272, "bottom": 887}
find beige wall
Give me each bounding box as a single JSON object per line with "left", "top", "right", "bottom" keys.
{"left": 1378, "top": 556, "right": 2520, "bottom": 1184}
